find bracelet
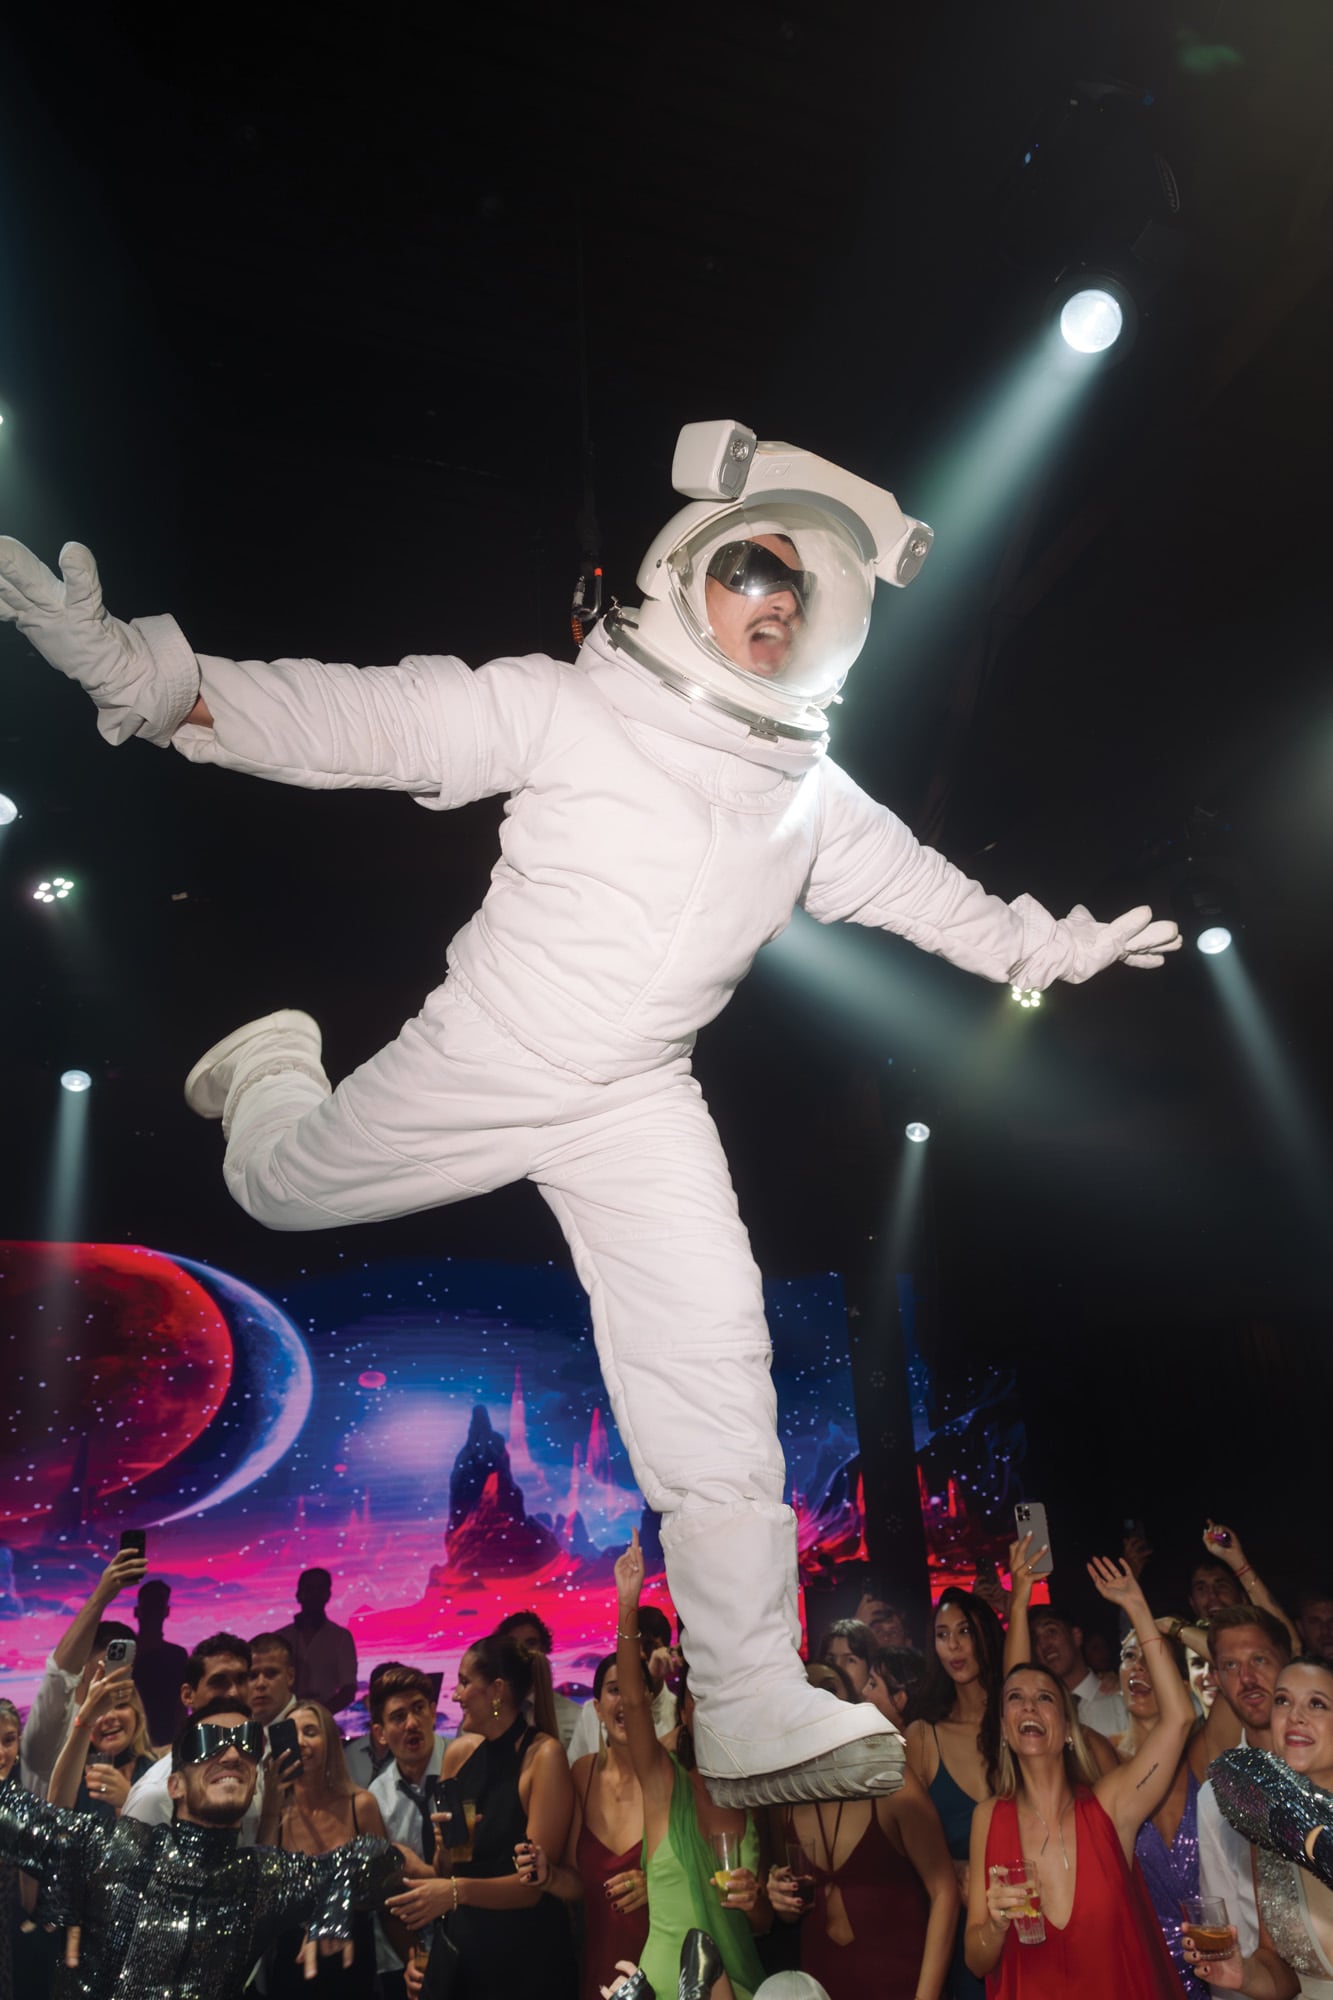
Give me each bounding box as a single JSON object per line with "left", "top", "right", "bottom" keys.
{"left": 73, "top": 1714, "right": 89, "bottom": 1729}
{"left": 451, "top": 1876, "right": 460, "bottom": 1912}
{"left": 1165, "top": 1617, "right": 1184, "bottom": 1640}
{"left": 617, "top": 1628, "right": 641, "bottom": 1641}
{"left": 1142, "top": 1634, "right": 1167, "bottom": 1648}
{"left": 1237, "top": 1564, "right": 1255, "bottom": 1583}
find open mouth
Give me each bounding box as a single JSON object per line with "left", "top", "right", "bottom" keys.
{"left": 1127, "top": 1676, "right": 1153, "bottom": 1700}
{"left": 1017, "top": 1722, "right": 1046, "bottom": 1740}
{"left": 746, "top": 615, "right": 795, "bottom": 673}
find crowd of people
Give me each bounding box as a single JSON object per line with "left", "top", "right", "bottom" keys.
{"left": 1, "top": 1519, "right": 1331, "bottom": 2000}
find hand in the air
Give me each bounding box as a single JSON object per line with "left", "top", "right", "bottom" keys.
{"left": 614, "top": 1529, "right": 645, "bottom": 1611}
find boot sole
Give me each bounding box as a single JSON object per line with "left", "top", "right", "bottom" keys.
{"left": 184, "top": 1009, "right": 322, "bottom": 1119}
{"left": 702, "top": 1733, "right": 906, "bottom": 1808}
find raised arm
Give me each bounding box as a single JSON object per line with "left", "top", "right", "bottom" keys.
{"left": 804, "top": 761, "right": 1179, "bottom": 989}
{"left": 1201, "top": 1521, "right": 1301, "bottom": 1656}
{"left": 1087, "top": 1559, "right": 1193, "bottom": 1846}
{"left": 21, "top": 1549, "right": 146, "bottom": 1790}
{"left": 47, "top": 1666, "right": 133, "bottom": 1811}
{"left": 1002, "top": 1532, "right": 1047, "bottom": 1674}
{"left": 0, "top": 536, "right": 559, "bottom": 804}
{"left": 614, "top": 1532, "right": 675, "bottom": 1840}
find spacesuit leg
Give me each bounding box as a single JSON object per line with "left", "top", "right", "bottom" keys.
{"left": 533, "top": 1061, "right": 900, "bottom": 1799}
{"left": 211, "top": 983, "right": 570, "bottom": 1231}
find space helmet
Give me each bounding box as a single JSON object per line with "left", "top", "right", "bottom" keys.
{"left": 603, "top": 421, "right": 933, "bottom": 747}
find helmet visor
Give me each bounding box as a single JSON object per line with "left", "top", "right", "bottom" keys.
{"left": 667, "top": 502, "right": 873, "bottom": 706}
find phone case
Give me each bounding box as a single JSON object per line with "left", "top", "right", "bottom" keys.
{"left": 1014, "top": 1502, "right": 1054, "bottom": 1576}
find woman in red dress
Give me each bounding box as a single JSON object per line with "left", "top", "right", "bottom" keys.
{"left": 963, "top": 1557, "right": 1192, "bottom": 1999}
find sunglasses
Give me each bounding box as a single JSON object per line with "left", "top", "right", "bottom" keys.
{"left": 705, "top": 540, "right": 814, "bottom": 615}
{"left": 177, "top": 1720, "right": 266, "bottom": 1767}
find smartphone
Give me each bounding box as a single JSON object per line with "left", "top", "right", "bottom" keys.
{"left": 268, "top": 1717, "right": 301, "bottom": 1768}
{"left": 104, "top": 1636, "right": 136, "bottom": 1669}
{"left": 1014, "top": 1501, "right": 1054, "bottom": 1577}
{"left": 118, "top": 1530, "right": 146, "bottom": 1560}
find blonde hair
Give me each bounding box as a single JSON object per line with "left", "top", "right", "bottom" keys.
{"left": 993, "top": 1663, "right": 1102, "bottom": 1800}
{"left": 291, "top": 1702, "right": 358, "bottom": 1798}
{"left": 97, "top": 1680, "right": 154, "bottom": 1765}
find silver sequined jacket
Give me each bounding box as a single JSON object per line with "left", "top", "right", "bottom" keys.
{"left": 0, "top": 1777, "right": 400, "bottom": 1999}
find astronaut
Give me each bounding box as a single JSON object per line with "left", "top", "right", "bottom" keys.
{"left": 0, "top": 421, "right": 1179, "bottom": 1809}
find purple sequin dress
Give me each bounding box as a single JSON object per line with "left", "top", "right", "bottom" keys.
{"left": 1135, "top": 1766, "right": 1210, "bottom": 2000}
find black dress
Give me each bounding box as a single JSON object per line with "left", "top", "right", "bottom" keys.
{"left": 439, "top": 1716, "right": 577, "bottom": 2000}
{"left": 265, "top": 1795, "right": 378, "bottom": 1997}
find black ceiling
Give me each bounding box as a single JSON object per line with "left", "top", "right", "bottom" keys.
{"left": 2, "top": 1, "right": 1332, "bottom": 1539}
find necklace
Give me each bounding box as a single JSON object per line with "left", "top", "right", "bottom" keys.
{"left": 1021, "top": 1794, "right": 1074, "bottom": 1870}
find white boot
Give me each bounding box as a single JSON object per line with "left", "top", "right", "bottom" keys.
{"left": 184, "top": 1010, "right": 328, "bottom": 1137}
{"left": 662, "top": 1499, "right": 904, "bottom": 1807}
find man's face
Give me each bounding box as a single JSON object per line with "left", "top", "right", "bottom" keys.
{"left": 1189, "top": 1563, "right": 1245, "bottom": 1620}
{"left": 1299, "top": 1600, "right": 1333, "bottom": 1663}
{"left": 703, "top": 534, "right": 806, "bottom": 680}
{"left": 1031, "top": 1616, "right": 1081, "bottom": 1683}
{"left": 504, "top": 1620, "right": 548, "bottom": 1656}
{"left": 167, "top": 1710, "right": 259, "bottom": 1827}
{"left": 183, "top": 1654, "right": 251, "bottom": 1715}
{"left": 373, "top": 1691, "right": 435, "bottom": 1770}
{"left": 863, "top": 1600, "right": 907, "bottom": 1649}
{"left": 247, "top": 1648, "right": 296, "bottom": 1725}
{"left": 0, "top": 1718, "right": 19, "bottom": 1783}
{"left": 1213, "top": 1623, "right": 1286, "bottom": 1734}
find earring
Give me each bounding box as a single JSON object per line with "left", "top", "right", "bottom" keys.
{"left": 1065, "top": 1736, "right": 1072, "bottom": 1747}
{"left": 492, "top": 1700, "right": 502, "bottom": 1719}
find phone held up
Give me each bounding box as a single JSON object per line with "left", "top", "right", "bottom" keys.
{"left": 103, "top": 1636, "right": 136, "bottom": 1670}
{"left": 268, "top": 1717, "right": 301, "bottom": 1772}
{"left": 1014, "top": 1501, "right": 1054, "bottom": 1577}
{"left": 118, "top": 1530, "right": 146, "bottom": 1561}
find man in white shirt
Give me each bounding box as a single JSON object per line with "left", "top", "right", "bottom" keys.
{"left": 277, "top": 1568, "right": 359, "bottom": 1718}
{"left": 1196, "top": 1605, "right": 1292, "bottom": 1979}
{"left": 1028, "top": 1603, "right": 1130, "bottom": 1739}
{"left": 367, "top": 1666, "right": 447, "bottom": 1997}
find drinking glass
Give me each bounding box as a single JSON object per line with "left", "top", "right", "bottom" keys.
{"left": 990, "top": 1860, "right": 1045, "bottom": 1945}
{"left": 1180, "top": 1896, "right": 1234, "bottom": 1961}
{"left": 710, "top": 1828, "right": 741, "bottom": 1895}
{"left": 786, "top": 1840, "right": 816, "bottom": 1911}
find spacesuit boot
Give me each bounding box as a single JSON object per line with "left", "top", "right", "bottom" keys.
{"left": 663, "top": 1499, "right": 903, "bottom": 1808}
{"left": 184, "top": 1009, "right": 329, "bottom": 1136}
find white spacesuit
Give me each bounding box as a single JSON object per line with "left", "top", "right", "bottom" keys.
{"left": 0, "top": 421, "right": 1178, "bottom": 1807}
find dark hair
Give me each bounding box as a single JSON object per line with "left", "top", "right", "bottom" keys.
{"left": 298, "top": 1567, "right": 332, "bottom": 1589}
{"left": 94, "top": 1620, "right": 136, "bottom": 1650}
{"left": 592, "top": 1651, "right": 652, "bottom": 1703}
{"left": 674, "top": 1662, "right": 695, "bottom": 1769}
{"left": 818, "top": 1619, "right": 875, "bottom": 1677}
{"left": 467, "top": 1634, "right": 535, "bottom": 1708}
{"left": 1207, "top": 1604, "right": 1293, "bottom": 1666}
{"left": 248, "top": 1632, "right": 294, "bottom": 1666}
{"left": 639, "top": 1606, "right": 672, "bottom": 1652}
{"left": 808, "top": 1660, "right": 856, "bottom": 1701}
{"left": 873, "top": 1645, "right": 927, "bottom": 1700}
{"left": 1281, "top": 1655, "right": 1333, "bottom": 1682}
{"left": 495, "top": 1609, "right": 553, "bottom": 1654}
{"left": 185, "top": 1633, "right": 252, "bottom": 1688}
{"left": 1297, "top": 1586, "right": 1333, "bottom": 1614}
{"left": 369, "top": 1666, "right": 436, "bottom": 1728}
{"left": 170, "top": 1695, "right": 253, "bottom": 1770}
{"left": 1026, "top": 1601, "right": 1079, "bottom": 1634}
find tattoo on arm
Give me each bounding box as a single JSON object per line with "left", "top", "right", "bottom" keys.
{"left": 1135, "top": 1763, "right": 1160, "bottom": 1790}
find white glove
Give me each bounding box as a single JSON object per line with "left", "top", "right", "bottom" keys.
{"left": 0, "top": 537, "right": 199, "bottom": 746}
{"left": 1012, "top": 896, "right": 1182, "bottom": 987}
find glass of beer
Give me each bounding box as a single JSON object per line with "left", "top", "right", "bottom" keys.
{"left": 1180, "top": 1896, "right": 1234, "bottom": 1960}
{"left": 710, "top": 1829, "right": 741, "bottom": 1896}
{"left": 786, "top": 1841, "right": 816, "bottom": 1911}
{"left": 990, "top": 1861, "right": 1045, "bottom": 1945}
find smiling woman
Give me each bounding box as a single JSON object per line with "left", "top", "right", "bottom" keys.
{"left": 963, "top": 1558, "right": 1193, "bottom": 1999}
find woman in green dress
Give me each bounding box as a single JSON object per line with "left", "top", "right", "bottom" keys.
{"left": 615, "top": 1530, "right": 769, "bottom": 2000}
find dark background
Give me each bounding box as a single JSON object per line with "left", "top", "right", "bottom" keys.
{"left": 2, "top": 0, "right": 1330, "bottom": 1630}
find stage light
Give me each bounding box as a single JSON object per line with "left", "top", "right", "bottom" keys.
{"left": 34, "top": 876, "right": 74, "bottom": 904}
{"left": 0, "top": 794, "right": 17, "bottom": 825}
{"left": 60, "top": 1070, "right": 92, "bottom": 1093}
{"left": 905, "top": 1122, "right": 931, "bottom": 1144}
{"left": 1010, "top": 985, "right": 1043, "bottom": 1009}
{"left": 1197, "top": 926, "right": 1232, "bottom": 955}
{"left": 1060, "top": 288, "right": 1124, "bottom": 353}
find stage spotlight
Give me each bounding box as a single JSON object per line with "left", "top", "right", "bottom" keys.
{"left": 60, "top": 1069, "right": 92, "bottom": 1093}
{"left": 1010, "top": 985, "right": 1044, "bottom": 1009}
{"left": 1060, "top": 287, "right": 1123, "bottom": 353}
{"left": 33, "top": 876, "right": 74, "bottom": 903}
{"left": 905, "top": 1121, "right": 931, "bottom": 1143}
{"left": 0, "top": 793, "right": 17, "bottom": 825}
{"left": 1197, "top": 926, "right": 1233, "bottom": 955}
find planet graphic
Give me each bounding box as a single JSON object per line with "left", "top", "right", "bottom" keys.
{"left": 0, "top": 1241, "right": 313, "bottom": 1537}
